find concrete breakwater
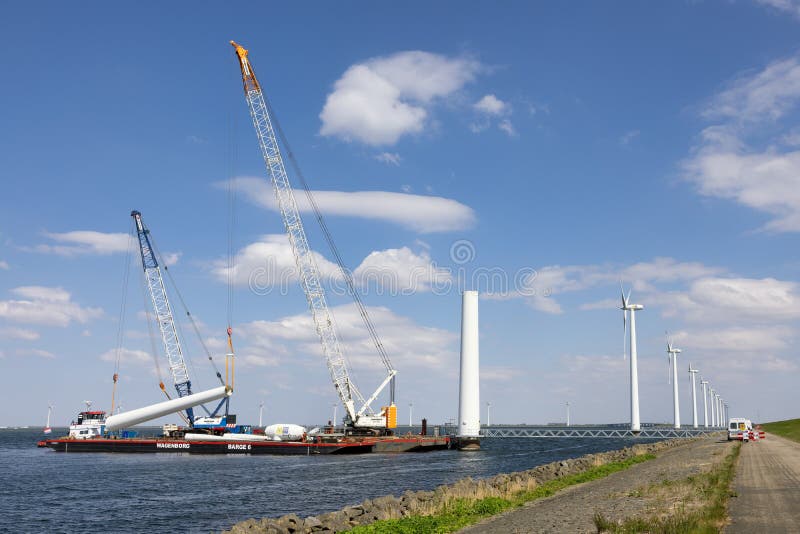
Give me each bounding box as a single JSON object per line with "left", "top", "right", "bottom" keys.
{"left": 225, "top": 438, "right": 691, "bottom": 534}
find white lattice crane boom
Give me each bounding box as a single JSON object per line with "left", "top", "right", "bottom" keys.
{"left": 231, "top": 41, "right": 396, "bottom": 430}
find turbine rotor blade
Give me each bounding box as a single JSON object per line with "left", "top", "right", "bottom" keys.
{"left": 622, "top": 309, "right": 628, "bottom": 360}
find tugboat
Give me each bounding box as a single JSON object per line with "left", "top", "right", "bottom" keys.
{"left": 67, "top": 402, "right": 106, "bottom": 439}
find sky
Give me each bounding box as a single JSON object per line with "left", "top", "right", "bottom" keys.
{"left": 1, "top": 1, "right": 799, "bottom": 428}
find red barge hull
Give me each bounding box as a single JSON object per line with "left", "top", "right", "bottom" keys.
{"left": 43, "top": 435, "right": 450, "bottom": 455}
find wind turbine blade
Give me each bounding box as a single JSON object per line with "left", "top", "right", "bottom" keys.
{"left": 622, "top": 309, "right": 628, "bottom": 360}
{"left": 626, "top": 288, "right": 632, "bottom": 303}
{"left": 668, "top": 355, "right": 671, "bottom": 384}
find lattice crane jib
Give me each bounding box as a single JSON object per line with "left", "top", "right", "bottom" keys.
{"left": 231, "top": 41, "right": 396, "bottom": 428}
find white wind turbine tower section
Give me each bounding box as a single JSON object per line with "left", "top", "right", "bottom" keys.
{"left": 717, "top": 395, "right": 723, "bottom": 426}
{"left": 709, "top": 386, "right": 716, "bottom": 427}
{"left": 621, "top": 286, "right": 644, "bottom": 432}
{"left": 666, "top": 335, "right": 681, "bottom": 429}
{"left": 700, "top": 379, "right": 709, "bottom": 428}
{"left": 688, "top": 365, "right": 699, "bottom": 429}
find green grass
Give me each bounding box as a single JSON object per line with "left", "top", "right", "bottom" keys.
{"left": 349, "top": 453, "right": 655, "bottom": 534}
{"left": 761, "top": 418, "right": 800, "bottom": 443}
{"left": 594, "top": 442, "right": 741, "bottom": 533}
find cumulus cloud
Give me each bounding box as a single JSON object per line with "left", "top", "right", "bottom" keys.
{"left": 672, "top": 325, "right": 794, "bottom": 353}
{"left": 0, "top": 286, "right": 102, "bottom": 326}
{"left": 474, "top": 94, "right": 509, "bottom": 116}
{"left": 354, "top": 247, "right": 451, "bottom": 293}
{"left": 0, "top": 260, "right": 8, "bottom": 270}
{"left": 0, "top": 327, "right": 40, "bottom": 340}
{"left": 684, "top": 55, "right": 800, "bottom": 232}
{"left": 374, "top": 152, "right": 402, "bottom": 166}
{"left": 518, "top": 257, "right": 725, "bottom": 313}
{"left": 498, "top": 119, "right": 517, "bottom": 137}
{"left": 32, "top": 231, "right": 131, "bottom": 256}
{"left": 214, "top": 238, "right": 450, "bottom": 297}
{"left": 655, "top": 277, "right": 800, "bottom": 323}
{"left": 211, "top": 234, "right": 342, "bottom": 289}
{"left": 319, "top": 51, "right": 480, "bottom": 145}
{"left": 228, "top": 177, "right": 476, "bottom": 233}
{"left": 237, "top": 303, "right": 457, "bottom": 372}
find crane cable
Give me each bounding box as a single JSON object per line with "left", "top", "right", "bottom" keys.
{"left": 262, "top": 95, "right": 395, "bottom": 387}
{"left": 148, "top": 233, "right": 226, "bottom": 389}
{"left": 110, "top": 224, "right": 135, "bottom": 415}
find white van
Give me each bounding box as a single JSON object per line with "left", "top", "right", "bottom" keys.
{"left": 728, "top": 418, "right": 752, "bottom": 441}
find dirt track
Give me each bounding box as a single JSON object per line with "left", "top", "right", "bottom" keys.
{"left": 726, "top": 433, "right": 800, "bottom": 532}
{"left": 460, "top": 436, "right": 733, "bottom": 533}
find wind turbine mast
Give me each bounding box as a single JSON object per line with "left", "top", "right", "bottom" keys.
{"left": 688, "top": 365, "right": 699, "bottom": 429}
{"left": 700, "top": 378, "right": 709, "bottom": 428}
{"left": 666, "top": 336, "right": 681, "bottom": 429}
{"left": 621, "top": 286, "right": 643, "bottom": 432}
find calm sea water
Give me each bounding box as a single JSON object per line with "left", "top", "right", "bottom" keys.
{"left": 1, "top": 427, "right": 659, "bottom": 533}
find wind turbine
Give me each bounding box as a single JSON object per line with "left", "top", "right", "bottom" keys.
{"left": 688, "top": 365, "right": 699, "bottom": 429}
{"left": 566, "top": 401, "right": 570, "bottom": 427}
{"left": 486, "top": 401, "right": 491, "bottom": 427}
{"left": 621, "top": 285, "right": 644, "bottom": 432}
{"left": 258, "top": 401, "right": 264, "bottom": 427}
{"left": 666, "top": 334, "right": 681, "bottom": 429}
{"left": 44, "top": 403, "right": 54, "bottom": 434}
{"left": 700, "top": 378, "right": 709, "bottom": 428}
{"left": 717, "top": 395, "right": 724, "bottom": 426}
{"left": 409, "top": 402, "right": 413, "bottom": 427}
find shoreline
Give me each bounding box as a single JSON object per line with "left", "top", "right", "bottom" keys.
{"left": 225, "top": 437, "right": 702, "bottom": 533}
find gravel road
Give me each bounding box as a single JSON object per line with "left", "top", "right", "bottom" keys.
{"left": 726, "top": 433, "right": 800, "bottom": 533}
{"left": 459, "top": 436, "right": 733, "bottom": 533}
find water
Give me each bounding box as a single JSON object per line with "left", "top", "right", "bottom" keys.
{"left": 1, "top": 427, "right": 660, "bottom": 533}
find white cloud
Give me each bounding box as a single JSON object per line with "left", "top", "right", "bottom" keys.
{"left": 32, "top": 231, "right": 131, "bottom": 256}
{"left": 320, "top": 51, "right": 480, "bottom": 145}
{"left": 474, "top": 94, "right": 509, "bottom": 116}
{"left": 684, "top": 55, "right": 800, "bottom": 232}
{"left": 229, "top": 177, "right": 476, "bottom": 233}
{"left": 619, "top": 129, "right": 640, "bottom": 146}
{"left": 17, "top": 348, "right": 55, "bottom": 359}
{"left": 0, "top": 286, "right": 102, "bottom": 326}
{"left": 354, "top": 247, "right": 451, "bottom": 293}
{"left": 212, "top": 234, "right": 341, "bottom": 288}
{"left": 519, "top": 257, "right": 724, "bottom": 310}
{"left": 162, "top": 252, "right": 182, "bottom": 267}
{"left": 374, "top": 152, "right": 402, "bottom": 166}
{"left": 0, "top": 260, "right": 8, "bottom": 270}
{"left": 656, "top": 277, "right": 800, "bottom": 323}
{"left": 100, "top": 347, "right": 153, "bottom": 365}
{"left": 684, "top": 139, "right": 800, "bottom": 232}
{"left": 704, "top": 56, "right": 800, "bottom": 122}
{"left": 673, "top": 325, "right": 794, "bottom": 353}
{"left": 0, "top": 327, "right": 40, "bottom": 340}
{"left": 211, "top": 234, "right": 341, "bottom": 289}
{"left": 12, "top": 286, "right": 71, "bottom": 302}
{"left": 498, "top": 119, "right": 517, "bottom": 137}
{"left": 238, "top": 303, "right": 457, "bottom": 372}
{"left": 756, "top": 0, "right": 800, "bottom": 18}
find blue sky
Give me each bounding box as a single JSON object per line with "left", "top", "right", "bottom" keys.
{"left": 1, "top": 1, "right": 799, "bottom": 427}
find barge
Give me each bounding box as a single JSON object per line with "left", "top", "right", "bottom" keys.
{"left": 42, "top": 434, "right": 450, "bottom": 455}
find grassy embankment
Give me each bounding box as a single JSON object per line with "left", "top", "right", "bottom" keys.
{"left": 761, "top": 418, "right": 800, "bottom": 443}
{"left": 349, "top": 453, "right": 655, "bottom": 534}
{"left": 594, "top": 442, "right": 741, "bottom": 533}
